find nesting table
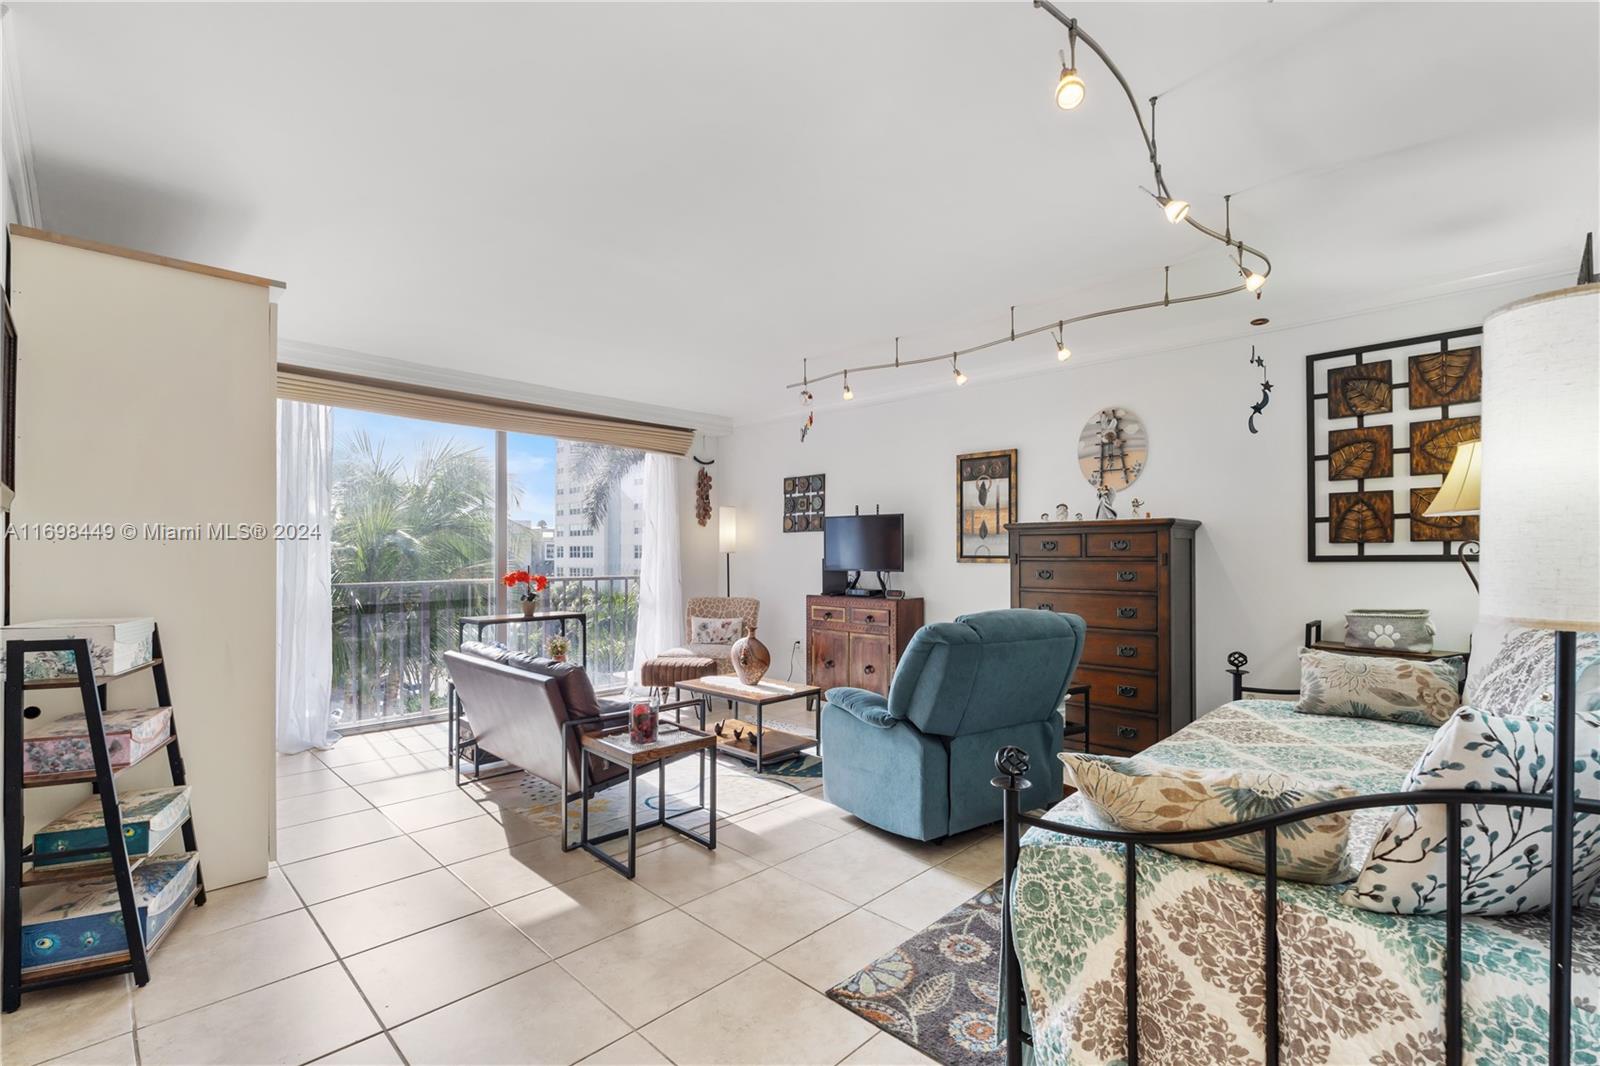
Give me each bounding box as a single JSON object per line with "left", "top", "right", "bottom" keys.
{"left": 578, "top": 720, "right": 717, "bottom": 878}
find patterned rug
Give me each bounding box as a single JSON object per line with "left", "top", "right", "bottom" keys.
{"left": 828, "top": 881, "right": 1007, "bottom": 1066}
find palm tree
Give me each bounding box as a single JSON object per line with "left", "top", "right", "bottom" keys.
{"left": 567, "top": 443, "right": 645, "bottom": 528}
{"left": 330, "top": 432, "right": 495, "bottom": 718}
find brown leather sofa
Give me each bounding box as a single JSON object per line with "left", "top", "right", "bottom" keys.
{"left": 443, "top": 642, "right": 632, "bottom": 847}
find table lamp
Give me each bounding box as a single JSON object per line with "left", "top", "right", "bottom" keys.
{"left": 1479, "top": 280, "right": 1598, "bottom": 1064}
{"left": 1424, "top": 439, "right": 1482, "bottom": 589}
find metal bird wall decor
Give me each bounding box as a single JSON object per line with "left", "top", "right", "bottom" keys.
{"left": 1247, "top": 346, "right": 1273, "bottom": 434}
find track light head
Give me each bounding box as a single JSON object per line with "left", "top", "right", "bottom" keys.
{"left": 842, "top": 372, "right": 854, "bottom": 401}
{"left": 951, "top": 355, "right": 967, "bottom": 386}
{"left": 1055, "top": 66, "right": 1085, "bottom": 110}
{"left": 1054, "top": 330, "right": 1071, "bottom": 362}
{"left": 1160, "top": 196, "right": 1190, "bottom": 224}
{"left": 1243, "top": 268, "right": 1266, "bottom": 293}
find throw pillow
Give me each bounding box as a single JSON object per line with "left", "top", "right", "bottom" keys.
{"left": 1059, "top": 752, "right": 1360, "bottom": 884}
{"left": 1295, "top": 647, "right": 1462, "bottom": 727}
{"left": 1345, "top": 706, "right": 1600, "bottom": 915}
{"left": 1467, "top": 626, "right": 1600, "bottom": 720}
{"left": 690, "top": 616, "right": 744, "bottom": 645}
{"left": 460, "top": 640, "right": 512, "bottom": 662}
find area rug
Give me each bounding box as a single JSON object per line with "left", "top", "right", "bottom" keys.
{"left": 828, "top": 881, "right": 1007, "bottom": 1066}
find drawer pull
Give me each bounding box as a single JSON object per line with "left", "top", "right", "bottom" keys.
{"left": 1037, "top": 569, "right": 1054, "bottom": 580}
{"left": 863, "top": 664, "right": 876, "bottom": 675}
{"left": 1116, "top": 607, "right": 1139, "bottom": 619}
{"left": 1041, "top": 539, "right": 1059, "bottom": 551}
{"left": 863, "top": 614, "right": 876, "bottom": 623}
{"left": 1116, "top": 644, "right": 1138, "bottom": 658}
{"left": 1116, "top": 725, "right": 1139, "bottom": 740}
{"left": 1111, "top": 538, "right": 1131, "bottom": 551}
{"left": 1117, "top": 570, "right": 1138, "bottom": 582}
{"left": 1116, "top": 684, "right": 1139, "bottom": 698}
{"left": 822, "top": 611, "right": 834, "bottom": 619}
{"left": 1036, "top": 602, "right": 1055, "bottom": 611}
{"left": 824, "top": 659, "right": 835, "bottom": 669}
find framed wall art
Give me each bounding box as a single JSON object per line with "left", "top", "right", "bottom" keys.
{"left": 782, "top": 474, "right": 825, "bottom": 532}
{"left": 1305, "top": 326, "right": 1482, "bottom": 563}
{"left": 956, "top": 449, "right": 1016, "bottom": 563}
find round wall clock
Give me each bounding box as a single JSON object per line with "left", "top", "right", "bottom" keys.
{"left": 1077, "top": 407, "right": 1148, "bottom": 491}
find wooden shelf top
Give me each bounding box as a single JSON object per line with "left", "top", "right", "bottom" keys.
{"left": 9, "top": 224, "right": 285, "bottom": 289}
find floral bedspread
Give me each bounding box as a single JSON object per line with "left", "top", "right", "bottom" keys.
{"left": 1011, "top": 699, "right": 1600, "bottom": 1065}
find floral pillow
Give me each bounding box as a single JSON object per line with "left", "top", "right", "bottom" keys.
{"left": 1346, "top": 705, "right": 1600, "bottom": 915}
{"left": 1295, "top": 648, "right": 1462, "bottom": 727}
{"left": 1059, "top": 752, "right": 1360, "bottom": 884}
{"left": 1467, "top": 626, "right": 1600, "bottom": 720}
{"left": 690, "top": 616, "right": 744, "bottom": 645}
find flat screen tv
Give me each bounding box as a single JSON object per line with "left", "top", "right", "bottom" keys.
{"left": 824, "top": 514, "right": 904, "bottom": 573}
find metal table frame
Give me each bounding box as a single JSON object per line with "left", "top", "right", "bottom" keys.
{"left": 578, "top": 711, "right": 717, "bottom": 879}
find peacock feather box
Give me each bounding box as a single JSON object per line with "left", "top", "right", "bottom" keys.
{"left": 21, "top": 706, "right": 173, "bottom": 780}
{"left": 20, "top": 853, "right": 199, "bottom": 976}
{"left": 0, "top": 617, "right": 156, "bottom": 681}
{"left": 33, "top": 786, "right": 191, "bottom": 870}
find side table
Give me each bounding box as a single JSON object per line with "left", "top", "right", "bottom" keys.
{"left": 579, "top": 718, "right": 717, "bottom": 879}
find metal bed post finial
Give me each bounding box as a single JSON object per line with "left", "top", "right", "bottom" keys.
{"left": 1226, "top": 651, "right": 1249, "bottom": 702}
{"left": 993, "top": 746, "right": 1032, "bottom": 1066}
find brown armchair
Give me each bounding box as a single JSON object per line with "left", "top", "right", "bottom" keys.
{"left": 682, "top": 596, "right": 760, "bottom": 673}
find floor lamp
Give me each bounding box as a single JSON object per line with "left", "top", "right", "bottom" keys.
{"left": 1479, "top": 280, "right": 1598, "bottom": 1064}
{"left": 719, "top": 506, "right": 737, "bottom": 597}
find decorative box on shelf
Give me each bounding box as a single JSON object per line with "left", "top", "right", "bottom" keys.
{"left": 21, "top": 706, "right": 173, "bottom": 781}
{"left": 32, "top": 786, "right": 191, "bottom": 870}
{"left": 0, "top": 617, "right": 157, "bottom": 681}
{"left": 19, "top": 853, "right": 199, "bottom": 977}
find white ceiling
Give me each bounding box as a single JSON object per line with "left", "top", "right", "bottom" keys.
{"left": 9, "top": 2, "right": 1597, "bottom": 426}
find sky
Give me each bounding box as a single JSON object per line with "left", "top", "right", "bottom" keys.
{"left": 331, "top": 408, "right": 557, "bottom": 526}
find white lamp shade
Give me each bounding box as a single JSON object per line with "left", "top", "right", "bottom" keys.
{"left": 1424, "top": 440, "right": 1482, "bottom": 516}
{"left": 1479, "top": 284, "right": 1600, "bottom": 631}
{"left": 718, "top": 506, "right": 738, "bottom": 553}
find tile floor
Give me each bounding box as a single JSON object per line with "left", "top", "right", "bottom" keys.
{"left": 6, "top": 712, "right": 1008, "bottom": 1066}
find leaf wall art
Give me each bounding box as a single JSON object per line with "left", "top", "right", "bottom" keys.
{"left": 1305, "top": 327, "right": 1483, "bottom": 563}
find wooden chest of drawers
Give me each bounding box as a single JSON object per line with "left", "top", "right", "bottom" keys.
{"left": 806, "top": 595, "right": 925, "bottom": 697}
{"left": 1008, "top": 518, "right": 1199, "bottom": 755}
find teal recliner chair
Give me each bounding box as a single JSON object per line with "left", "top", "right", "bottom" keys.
{"left": 820, "top": 608, "right": 1086, "bottom": 841}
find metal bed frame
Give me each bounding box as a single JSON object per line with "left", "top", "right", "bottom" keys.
{"left": 995, "top": 638, "right": 1594, "bottom": 1066}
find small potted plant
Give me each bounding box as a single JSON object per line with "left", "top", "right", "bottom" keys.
{"left": 547, "top": 634, "right": 571, "bottom": 663}
{"left": 502, "top": 569, "right": 549, "bottom": 618}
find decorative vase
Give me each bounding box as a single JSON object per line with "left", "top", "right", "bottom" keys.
{"left": 629, "top": 701, "right": 658, "bottom": 744}
{"left": 730, "top": 625, "right": 771, "bottom": 686}
{"left": 520, "top": 599, "right": 536, "bottom": 619}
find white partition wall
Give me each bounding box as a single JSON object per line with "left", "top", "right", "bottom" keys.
{"left": 8, "top": 230, "right": 278, "bottom": 887}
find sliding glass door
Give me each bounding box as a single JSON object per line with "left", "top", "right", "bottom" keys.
{"left": 324, "top": 410, "right": 647, "bottom": 732}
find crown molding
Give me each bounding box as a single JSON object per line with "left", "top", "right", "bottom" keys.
{"left": 2, "top": 7, "right": 43, "bottom": 229}
{"left": 276, "top": 336, "right": 735, "bottom": 439}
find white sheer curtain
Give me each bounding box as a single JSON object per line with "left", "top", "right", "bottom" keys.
{"left": 631, "top": 452, "right": 685, "bottom": 686}
{"left": 276, "top": 399, "right": 338, "bottom": 753}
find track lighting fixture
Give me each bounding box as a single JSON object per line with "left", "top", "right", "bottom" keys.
{"left": 782, "top": 5, "right": 1274, "bottom": 403}
{"left": 1055, "top": 27, "right": 1084, "bottom": 110}
{"left": 1055, "top": 63, "right": 1085, "bottom": 110}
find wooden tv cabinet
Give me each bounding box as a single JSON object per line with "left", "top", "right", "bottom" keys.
{"left": 805, "top": 595, "right": 924, "bottom": 697}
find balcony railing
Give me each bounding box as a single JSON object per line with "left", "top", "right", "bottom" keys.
{"left": 331, "top": 575, "right": 639, "bottom": 731}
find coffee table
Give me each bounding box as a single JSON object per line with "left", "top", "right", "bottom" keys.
{"left": 578, "top": 720, "right": 717, "bottom": 878}
{"left": 672, "top": 676, "right": 823, "bottom": 770}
